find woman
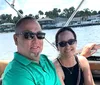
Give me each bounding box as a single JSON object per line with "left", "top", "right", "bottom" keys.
{"left": 54, "top": 27, "right": 95, "bottom": 85}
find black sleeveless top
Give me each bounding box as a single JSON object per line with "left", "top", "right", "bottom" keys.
{"left": 57, "top": 57, "right": 84, "bottom": 85}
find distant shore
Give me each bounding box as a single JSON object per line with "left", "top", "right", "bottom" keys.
{"left": 0, "top": 23, "right": 100, "bottom": 33}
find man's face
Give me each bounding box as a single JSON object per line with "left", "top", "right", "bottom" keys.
{"left": 14, "top": 20, "right": 44, "bottom": 61}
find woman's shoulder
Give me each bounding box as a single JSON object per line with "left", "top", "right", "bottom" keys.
{"left": 77, "top": 55, "right": 88, "bottom": 62}
{"left": 53, "top": 58, "right": 65, "bottom": 80}
{"left": 77, "top": 55, "right": 90, "bottom": 70}
{"left": 53, "top": 58, "right": 59, "bottom": 68}
{"left": 53, "top": 58, "right": 63, "bottom": 72}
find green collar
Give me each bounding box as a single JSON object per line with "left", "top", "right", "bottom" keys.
{"left": 14, "top": 52, "right": 32, "bottom": 65}
{"left": 14, "top": 52, "right": 47, "bottom": 66}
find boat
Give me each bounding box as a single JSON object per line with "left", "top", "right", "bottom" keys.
{"left": 0, "top": 55, "right": 100, "bottom": 78}
{"left": 1, "top": 0, "right": 100, "bottom": 79}
{"left": 0, "top": 60, "right": 10, "bottom": 77}
{"left": 87, "top": 56, "right": 100, "bottom": 77}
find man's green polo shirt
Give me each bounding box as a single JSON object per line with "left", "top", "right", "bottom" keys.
{"left": 2, "top": 52, "right": 61, "bottom": 85}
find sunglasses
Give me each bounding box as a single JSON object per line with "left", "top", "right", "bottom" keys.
{"left": 58, "top": 39, "right": 77, "bottom": 47}
{"left": 16, "top": 31, "right": 45, "bottom": 40}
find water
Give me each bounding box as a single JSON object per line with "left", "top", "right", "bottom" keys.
{"left": 0, "top": 25, "right": 100, "bottom": 60}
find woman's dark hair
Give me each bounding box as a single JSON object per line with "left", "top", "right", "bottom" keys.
{"left": 55, "top": 27, "right": 77, "bottom": 47}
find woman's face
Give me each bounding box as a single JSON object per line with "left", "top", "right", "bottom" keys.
{"left": 57, "top": 31, "right": 77, "bottom": 57}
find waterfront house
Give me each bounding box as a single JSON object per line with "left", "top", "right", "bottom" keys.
{"left": 0, "top": 23, "right": 15, "bottom": 32}
{"left": 37, "top": 18, "right": 56, "bottom": 29}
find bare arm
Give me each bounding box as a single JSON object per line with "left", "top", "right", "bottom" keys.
{"left": 53, "top": 60, "right": 65, "bottom": 85}
{"left": 79, "top": 56, "right": 95, "bottom": 85}
{"left": 57, "top": 70, "right": 65, "bottom": 85}
{"left": 80, "top": 43, "right": 100, "bottom": 58}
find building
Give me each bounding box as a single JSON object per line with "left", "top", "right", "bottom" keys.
{"left": 37, "top": 18, "right": 56, "bottom": 29}
{"left": 0, "top": 23, "right": 15, "bottom": 32}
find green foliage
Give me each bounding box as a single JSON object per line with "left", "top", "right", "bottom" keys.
{"left": 0, "top": 7, "right": 100, "bottom": 24}
{"left": 35, "top": 15, "right": 39, "bottom": 19}
{"left": 38, "top": 10, "right": 44, "bottom": 15}
{"left": 44, "top": 8, "right": 61, "bottom": 18}
{"left": 18, "top": 10, "right": 23, "bottom": 14}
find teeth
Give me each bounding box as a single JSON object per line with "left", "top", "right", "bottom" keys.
{"left": 32, "top": 47, "right": 38, "bottom": 49}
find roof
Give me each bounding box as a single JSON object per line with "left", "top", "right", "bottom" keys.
{"left": 37, "top": 18, "right": 54, "bottom": 21}
{"left": 1, "top": 23, "right": 15, "bottom": 26}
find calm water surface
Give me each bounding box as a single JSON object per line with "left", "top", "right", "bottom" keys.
{"left": 0, "top": 25, "right": 100, "bottom": 60}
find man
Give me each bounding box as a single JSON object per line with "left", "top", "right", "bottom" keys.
{"left": 2, "top": 16, "right": 61, "bottom": 85}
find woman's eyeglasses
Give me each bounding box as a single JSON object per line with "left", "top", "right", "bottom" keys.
{"left": 16, "top": 31, "right": 45, "bottom": 40}
{"left": 58, "top": 39, "right": 77, "bottom": 47}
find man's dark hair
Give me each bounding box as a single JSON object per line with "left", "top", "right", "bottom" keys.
{"left": 55, "top": 27, "right": 77, "bottom": 47}
{"left": 15, "top": 16, "right": 36, "bottom": 33}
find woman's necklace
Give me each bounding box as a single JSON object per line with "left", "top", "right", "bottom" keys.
{"left": 66, "top": 66, "right": 74, "bottom": 74}
{"left": 58, "top": 58, "right": 75, "bottom": 75}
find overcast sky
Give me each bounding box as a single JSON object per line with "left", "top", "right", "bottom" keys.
{"left": 0, "top": 0, "right": 100, "bottom": 16}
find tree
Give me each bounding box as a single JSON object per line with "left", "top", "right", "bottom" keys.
{"left": 75, "top": 11, "right": 85, "bottom": 17}
{"left": 17, "top": 9, "right": 23, "bottom": 18}
{"left": 81, "top": 8, "right": 91, "bottom": 21}
{"left": 59, "top": 13, "right": 66, "bottom": 18}
{"left": 38, "top": 10, "right": 44, "bottom": 18}
{"left": 6, "top": 14, "right": 13, "bottom": 23}
{"left": 63, "top": 8, "right": 69, "bottom": 18}
{"left": 18, "top": 10, "right": 23, "bottom": 14}
{"left": 91, "top": 11, "right": 97, "bottom": 15}
{"left": 98, "top": 11, "right": 100, "bottom": 14}
{"left": 45, "top": 11, "right": 53, "bottom": 18}
{"left": 52, "top": 8, "right": 61, "bottom": 18}
{"left": 83, "top": 8, "right": 91, "bottom": 16}
{"left": 38, "top": 10, "right": 44, "bottom": 15}
{"left": 28, "top": 14, "right": 33, "bottom": 17}
{"left": 13, "top": 16, "right": 19, "bottom": 23}
{"left": 68, "top": 7, "right": 75, "bottom": 18}
{"left": 35, "top": 15, "right": 39, "bottom": 19}
{"left": 0, "top": 14, "right": 6, "bottom": 20}
{"left": 44, "top": 8, "right": 61, "bottom": 18}
{"left": 62, "top": 7, "right": 75, "bottom": 18}
{"left": 0, "top": 14, "right": 7, "bottom": 23}
{"left": 0, "top": 14, "right": 13, "bottom": 24}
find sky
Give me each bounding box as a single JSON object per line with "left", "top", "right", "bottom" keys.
{"left": 0, "top": 0, "right": 100, "bottom": 17}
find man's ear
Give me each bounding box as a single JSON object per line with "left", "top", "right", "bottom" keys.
{"left": 13, "top": 34, "right": 18, "bottom": 45}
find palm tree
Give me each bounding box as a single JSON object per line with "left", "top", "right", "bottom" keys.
{"left": 38, "top": 10, "right": 44, "bottom": 18}
{"left": 91, "top": 11, "right": 97, "bottom": 15}
{"left": 35, "top": 15, "right": 39, "bottom": 19}
{"left": 63, "top": 8, "right": 69, "bottom": 18}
